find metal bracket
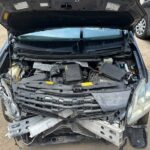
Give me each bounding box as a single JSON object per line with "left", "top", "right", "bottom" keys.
{"left": 7, "top": 116, "right": 44, "bottom": 138}
{"left": 77, "top": 119, "right": 125, "bottom": 147}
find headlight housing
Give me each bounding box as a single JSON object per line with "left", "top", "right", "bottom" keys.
{"left": 127, "top": 75, "right": 150, "bottom": 125}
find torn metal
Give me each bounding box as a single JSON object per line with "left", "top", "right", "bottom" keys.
{"left": 77, "top": 119, "right": 125, "bottom": 146}
{"left": 0, "top": 78, "right": 20, "bottom": 120}
{"left": 7, "top": 116, "right": 125, "bottom": 147}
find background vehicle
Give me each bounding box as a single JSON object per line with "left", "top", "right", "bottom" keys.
{"left": 135, "top": 0, "right": 150, "bottom": 39}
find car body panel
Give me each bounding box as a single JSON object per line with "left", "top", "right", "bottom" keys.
{"left": 0, "top": 0, "right": 145, "bottom": 35}
{"left": 143, "top": 1, "right": 150, "bottom": 35}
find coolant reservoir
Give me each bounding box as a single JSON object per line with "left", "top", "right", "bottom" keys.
{"left": 8, "top": 64, "right": 22, "bottom": 80}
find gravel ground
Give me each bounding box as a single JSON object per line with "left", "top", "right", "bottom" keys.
{"left": 0, "top": 25, "right": 150, "bottom": 150}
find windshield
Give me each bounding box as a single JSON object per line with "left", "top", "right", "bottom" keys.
{"left": 18, "top": 28, "right": 123, "bottom": 41}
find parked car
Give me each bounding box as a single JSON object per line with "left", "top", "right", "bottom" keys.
{"left": 0, "top": 0, "right": 150, "bottom": 149}
{"left": 135, "top": 0, "right": 150, "bottom": 39}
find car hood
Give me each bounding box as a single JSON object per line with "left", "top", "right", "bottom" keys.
{"left": 0, "top": 0, "right": 145, "bottom": 36}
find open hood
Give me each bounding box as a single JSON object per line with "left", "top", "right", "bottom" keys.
{"left": 0, "top": 0, "right": 145, "bottom": 36}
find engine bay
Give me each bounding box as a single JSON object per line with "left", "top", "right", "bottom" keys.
{"left": 0, "top": 50, "right": 140, "bottom": 146}
{"left": 10, "top": 59, "right": 136, "bottom": 119}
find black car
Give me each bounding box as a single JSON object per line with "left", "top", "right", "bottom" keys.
{"left": 135, "top": 0, "right": 150, "bottom": 39}
{"left": 0, "top": 0, "right": 150, "bottom": 149}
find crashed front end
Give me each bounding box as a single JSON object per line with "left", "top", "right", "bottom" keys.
{"left": 0, "top": 36, "right": 149, "bottom": 148}
{"left": 0, "top": 0, "right": 150, "bottom": 149}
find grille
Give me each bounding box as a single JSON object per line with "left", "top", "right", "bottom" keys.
{"left": 13, "top": 85, "right": 102, "bottom": 118}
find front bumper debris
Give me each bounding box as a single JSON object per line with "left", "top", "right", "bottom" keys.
{"left": 77, "top": 119, "right": 125, "bottom": 146}
{"left": 7, "top": 115, "right": 125, "bottom": 147}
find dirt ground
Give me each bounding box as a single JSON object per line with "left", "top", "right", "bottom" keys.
{"left": 0, "top": 25, "right": 150, "bottom": 150}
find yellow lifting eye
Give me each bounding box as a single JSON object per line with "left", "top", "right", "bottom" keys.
{"left": 81, "top": 82, "right": 93, "bottom": 87}
{"left": 3, "top": 12, "right": 9, "bottom": 21}
{"left": 45, "top": 81, "right": 55, "bottom": 85}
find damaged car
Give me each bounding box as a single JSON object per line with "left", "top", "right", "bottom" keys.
{"left": 0, "top": 0, "right": 150, "bottom": 149}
